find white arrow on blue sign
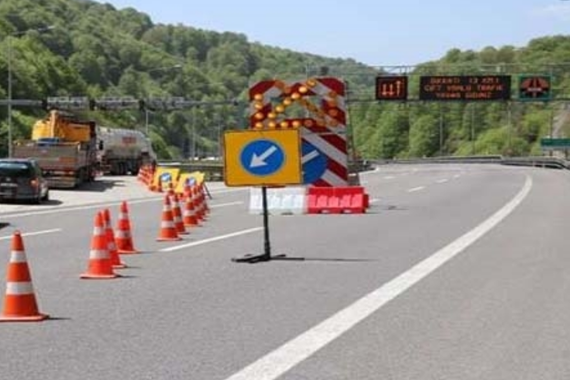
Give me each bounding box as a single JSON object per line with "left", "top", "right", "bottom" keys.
{"left": 240, "top": 139, "right": 285, "bottom": 176}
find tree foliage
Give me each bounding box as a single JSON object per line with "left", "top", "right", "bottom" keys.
{"left": 0, "top": 0, "right": 569, "bottom": 160}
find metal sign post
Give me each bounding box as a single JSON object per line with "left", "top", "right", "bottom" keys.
{"left": 224, "top": 129, "right": 303, "bottom": 263}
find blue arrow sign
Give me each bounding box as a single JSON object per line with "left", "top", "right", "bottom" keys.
{"left": 240, "top": 139, "right": 285, "bottom": 176}
{"left": 302, "top": 141, "right": 327, "bottom": 184}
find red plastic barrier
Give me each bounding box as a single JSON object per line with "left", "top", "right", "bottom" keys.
{"left": 307, "top": 187, "right": 336, "bottom": 214}
{"left": 307, "top": 186, "right": 368, "bottom": 214}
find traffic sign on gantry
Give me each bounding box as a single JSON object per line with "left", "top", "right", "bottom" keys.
{"left": 419, "top": 75, "right": 511, "bottom": 101}
{"left": 519, "top": 75, "right": 552, "bottom": 101}
{"left": 375, "top": 76, "right": 408, "bottom": 100}
{"left": 223, "top": 129, "right": 302, "bottom": 186}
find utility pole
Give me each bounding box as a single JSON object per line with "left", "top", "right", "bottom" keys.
{"left": 439, "top": 104, "right": 444, "bottom": 157}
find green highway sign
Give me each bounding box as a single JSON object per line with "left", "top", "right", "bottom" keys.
{"left": 540, "top": 138, "right": 570, "bottom": 150}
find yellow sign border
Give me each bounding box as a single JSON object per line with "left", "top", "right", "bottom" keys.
{"left": 223, "top": 129, "right": 302, "bottom": 187}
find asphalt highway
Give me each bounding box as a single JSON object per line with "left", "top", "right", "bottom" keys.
{"left": 0, "top": 164, "right": 569, "bottom": 380}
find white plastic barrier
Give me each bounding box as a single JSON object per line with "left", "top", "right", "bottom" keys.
{"left": 249, "top": 186, "right": 307, "bottom": 215}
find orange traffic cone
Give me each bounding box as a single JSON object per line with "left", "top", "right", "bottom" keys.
{"left": 193, "top": 186, "right": 206, "bottom": 222}
{"left": 103, "top": 209, "right": 126, "bottom": 269}
{"left": 115, "top": 201, "right": 138, "bottom": 254}
{"left": 182, "top": 181, "right": 192, "bottom": 203}
{"left": 171, "top": 193, "right": 188, "bottom": 235}
{"left": 81, "top": 212, "right": 119, "bottom": 279}
{"left": 0, "top": 231, "right": 49, "bottom": 322}
{"left": 183, "top": 193, "right": 200, "bottom": 227}
{"left": 157, "top": 195, "right": 182, "bottom": 241}
{"left": 199, "top": 183, "right": 210, "bottom": 215}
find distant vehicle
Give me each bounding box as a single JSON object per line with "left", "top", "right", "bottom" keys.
{"left": 96, "top": 126, "right": 157, "bottom": 175}
{"left": 12, "top": 110, "right": 156, "bottom": 188}
{"left": 0, "top": 158, "right": 49, "bottom": 204}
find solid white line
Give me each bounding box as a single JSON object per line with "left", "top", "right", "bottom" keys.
{"left": 4, "top": 196, "right": 242, "bottom": 218}
{"left": 159, "top": 227, "right": 262, "bottom": 252}
{"left": 224, "top": 175, "right": 533, "bottom": 380}
{"left": 408, "top": 186, "right": 425, "bottom": 193}
{"left": 0, "top": 228, "right": 62, "bottom": 241}
{"left": 436, "top": 179, "right": 449, "bottom": 184}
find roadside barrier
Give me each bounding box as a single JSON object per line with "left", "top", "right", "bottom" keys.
{"left": 115, "top": 201, "right": 138, "bottom": 254}
{"left": 307, "top": 186, "right": 368, "bottom": 214}
{"left": 157, "top": 195, "right": 182, "bottom": 242}
{"left": 103, "top": 209, "right": 126, "bottom": 269}
{"left": 0, "top": 231, "right": 49, "bottom": 322}
{"left": 249, "top": 187, "right": 307, "bottom": 215}
{"left": 81, "top": 212, "right": 119, "bottom": 279}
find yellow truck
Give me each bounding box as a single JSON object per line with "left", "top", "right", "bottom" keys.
{"left": 12, "top": 110, "right": 97, "bottom": 188}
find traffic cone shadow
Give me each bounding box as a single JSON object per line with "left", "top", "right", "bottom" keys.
{"left": 81, "top": 212, "right": 119, "bottom": 279}
{"left": 115, "top": 201, "right": 138, "bottom": 254}
{"left": 157, "top": 195, "right": 182, "bottom": 242}
{"left": 0, "top": 231, "right": 49, "bottom": 322}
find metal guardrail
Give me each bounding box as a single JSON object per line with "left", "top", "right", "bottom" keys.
{"left": 371, "top": 155, "right": 570, "bottom": 170}
{"left": 157, "top": 159, "right": 375, "bottom": 182}
{"left": 500, "top": 156, "right": 570, "bottom": 169}
{"left": 156, "top": 155, "right": 570, "bottom": 184}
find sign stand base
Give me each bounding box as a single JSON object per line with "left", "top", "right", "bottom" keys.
{"left": 232, "top": 186, "right": 303, "bottom": 264}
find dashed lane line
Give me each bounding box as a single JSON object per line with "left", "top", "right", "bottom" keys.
{"left": 407, "top": 186, "right": 425, "bottom": 193}
{"left": 159, "top": 227, "right": 263, "bottom": 252}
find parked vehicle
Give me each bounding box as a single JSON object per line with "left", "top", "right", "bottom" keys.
{"left": 12, "top": 110, "right": 97, "bottom": 189}
{"left": 0, "top": 158, "right": 49, "bottom": 204}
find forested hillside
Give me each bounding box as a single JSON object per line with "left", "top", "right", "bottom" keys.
{"left": 0, "top": 0, "right": 569, "bottom": 160}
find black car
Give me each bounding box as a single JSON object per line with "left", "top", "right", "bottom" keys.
{"left": 0, "top": 159, "right": 49, "bottom": 203}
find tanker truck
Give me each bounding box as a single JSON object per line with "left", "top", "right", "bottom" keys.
{"left": 96, "top": 127, "right": 156, "bottom": 175}
{"left": 12, "top": 110, "right": 97, "bottom": 188}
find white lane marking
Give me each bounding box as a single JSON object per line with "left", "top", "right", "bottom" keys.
{"left": 383, "top": 176, "right": 395, "bottom": 180}
{"left": 159, "top": 227, "right": 262, "bottom": 252}
{"left": 436, "top": 179, "right": 449, "bottom": 184}
{"left": 370, "top": 198, "right": 380, "bottom": 204}
{"left": 3, "top": 198, "right": 242, "bottom": 218}
{"left": 224, "top": 175, "right": 533, "bottom": 380}
{"left": 453, "top": 174, "right": 461, "bottom": 179}
{"left": 0, "top": 228, "right": 62, "bottom": 241}
{"left": 407, "top": 186, "right": 425, "bottom": 193}
{"left": 210, "top": 201, "right": 243, "bottom": 208}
